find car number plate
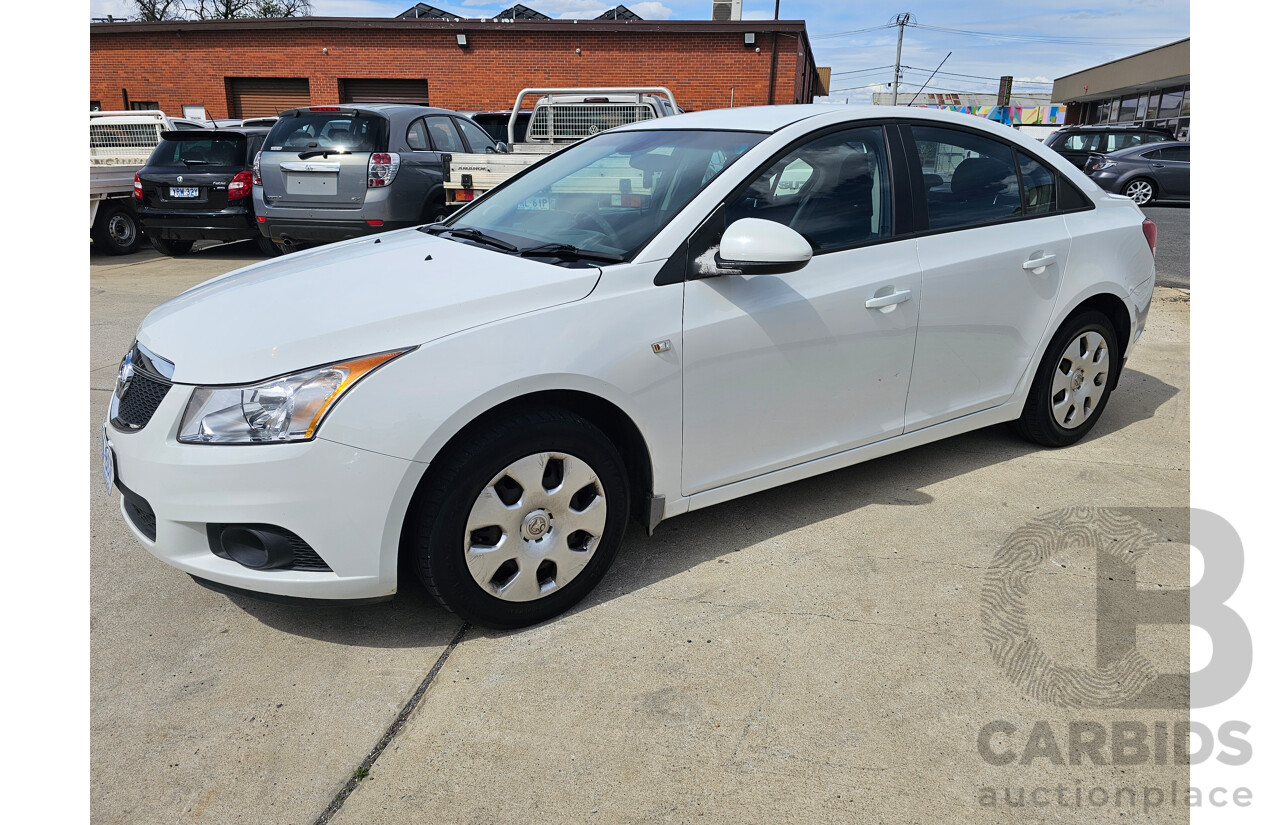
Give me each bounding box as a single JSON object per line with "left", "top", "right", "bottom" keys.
{"left": 286, "top": 173, "right": 338, "bottom": 196}
{"left": 169, "top": 187, "right": 199, "bottom": 198}
{"left": 101, "top": 423, "right": 115, "bottom": 494}
{"left": 517, "top": 197, "right": 550, "bottom": 211}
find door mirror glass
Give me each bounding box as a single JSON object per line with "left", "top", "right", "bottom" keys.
{"left": 490, "top": 141, "right": 510, "bottom": 154}
{"left": 714, "top": 218, "right": 812, "bottom": 275}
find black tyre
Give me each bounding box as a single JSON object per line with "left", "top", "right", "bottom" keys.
{"left": 91, "top": 201, "right": 142, "bottom": 255}
{"left": 1014, "top": 310, "right": 1119, "bottom": 447}
{"left": 149, "top": 237, "right": 194, "bottom": 257}
{"left": 409, "top": 408, "right": 631, "bottom": 628}
{"left": 255, "top": 235, "right": 284, "bottom": 257}
{"left": 1123, "top": 177, "right": 1156, "bottom": 206}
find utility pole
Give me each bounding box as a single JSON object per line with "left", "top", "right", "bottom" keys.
{"left": 891, "top": 12, "right": 912, "bottom": 107}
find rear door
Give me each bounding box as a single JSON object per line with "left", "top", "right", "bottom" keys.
{"left": 258, "top": 109, "right": 389, "bottom": 210}
{"left": 1150, "top": 145, "right": 1190, "bottom": 198}
{"left": 139, "top": 133, "right": 249, "bottom": 211}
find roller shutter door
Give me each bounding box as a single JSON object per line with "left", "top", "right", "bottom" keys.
{"left": 227, "top": 78, "right": 310, "bottom": 118}
{"left": 339, "top": 79, "right": 430, "bottom": 106}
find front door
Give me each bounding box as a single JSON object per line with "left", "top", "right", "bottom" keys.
{"left": 680, "top": 125, "right": 920, "bottom": 495}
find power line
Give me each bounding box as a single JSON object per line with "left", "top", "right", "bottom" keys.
{"left": 810, "top": 24, "right": 896, "bottom": 40}
{"left": 830, "top": 65, "right": 896, "bottom": 77}
{"left": 901, "top": 65, "right": 1053, "bottom": 86}
{"left": 909, "top": 22, "right": 1183, "bottom": 47}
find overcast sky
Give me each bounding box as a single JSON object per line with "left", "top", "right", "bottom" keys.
{"left": 88, "top": 1, "right": 1191, "bottom": 104}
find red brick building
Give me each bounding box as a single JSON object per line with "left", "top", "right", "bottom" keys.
{"left": 89, "top": 15, "right": 824, "bottom": 119}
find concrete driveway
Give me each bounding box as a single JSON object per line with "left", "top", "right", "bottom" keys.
{"left": 91, "top": 239, "right": 1190, "bottom": 824}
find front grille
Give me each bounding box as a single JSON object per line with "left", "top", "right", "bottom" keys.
{"left": 116, "top": 476, "right": 157, "bottom": 541}
{"left": 114, "top": 371, "right": 171, "bottom": 430}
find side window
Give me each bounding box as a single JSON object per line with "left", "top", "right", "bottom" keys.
{"left": 1062, "top": 133, "right": 1098, "bottom": 152}
{"left": 1141, "top": 148, "right": 1165, "bottom": 161}
{"left": 1162, "top": 146, "right": 1189, "bottom": 163}
{"left": 407, "top": 118, "right": 430, "bottom": 151}
{"left": 456, "top": 117, "right": 497, "bottom": 152}
{"left": 425, "top": 115, "right": 464, "bottom": 152}
{"left": 725, "top": 126, "right": 893, "bottom": 252}
{"left": 1017, "top": 152, "right": 1057, "bottom": 216}
{"left": 1107, "top": 133, "right": 1144, "bottom": 152}
{"left": 911, "top": 125, "right": 1020, "bottom": 230}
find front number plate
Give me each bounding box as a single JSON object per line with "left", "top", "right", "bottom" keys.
{"left": 101, "top": 424, "right": 115, "bottom": 494}
{"left": 169, "top": 187, "right": 199, "bottom": 198}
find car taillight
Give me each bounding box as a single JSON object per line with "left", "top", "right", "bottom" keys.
{"left": 228, "top": 170, "right": 253, "bottom": 201}
{"left": 133, "top": 172, "right": 142, "bottom": 200}
{"left": 368, "top": 152, "right": 401, "bottom": 188}
{"left": 1142, "top": 218, "right": 1157, "bottom": 255}
{"left": 456, "top": 189, "right": 475, "bottom": 202}
{"left": 252, "top": 150, "right": 261, "bottom": 186}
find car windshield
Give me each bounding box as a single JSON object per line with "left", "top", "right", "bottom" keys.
{"left": 446, "top": 129, "right": 766, "bottom": 260}
{"left": 149, "top": 136, "right": 246, "bottom": 167}
{"left": 264, "top": 113, "right": 388, "bottom": 153}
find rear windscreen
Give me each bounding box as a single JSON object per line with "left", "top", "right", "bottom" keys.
{"left": 149, "top": 136, "right": 247, "bottom": 167}
{"left": 265, "top": 113, "right": 388, "bottom": 152}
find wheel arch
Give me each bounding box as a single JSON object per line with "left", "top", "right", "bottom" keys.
{"left": 1124, "top": 174, "right": 1158, "bottom": 199}
{"left": 1062, "top": 291, "right": 1132, "bottom": 365}
{"left": 398, "top": 388, "right": 656, "bottom": 566}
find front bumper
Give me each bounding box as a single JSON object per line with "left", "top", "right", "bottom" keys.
{"left": 257, "top": 217, "right": 414, "bottom": 245}
{"left": 103, "top": 386, "right": 427, "bottom": 600}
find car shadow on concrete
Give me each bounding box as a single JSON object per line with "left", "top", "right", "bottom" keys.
{"left": 218, "top": 368, "right": 1178, "bottom": 645}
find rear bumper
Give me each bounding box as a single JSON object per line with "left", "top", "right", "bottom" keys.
{"left": 258, "top": 218, "right": 415, "bottom": 244}
{"left": 139, "top": 208, "right": 258, "bottom": 241}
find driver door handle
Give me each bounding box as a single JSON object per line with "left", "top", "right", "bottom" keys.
{"left": 865, "top": 289, "right": 912, "bottom": 309}
{"left": 1022, "top": 253, "right": 1057, "bottom": 271}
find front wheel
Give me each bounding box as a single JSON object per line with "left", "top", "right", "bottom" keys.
{"left": 409, "top": 409, "right": 631, "bottom": 628}
{"left": 1124, "top": 177, "right": 1156, "bottom": 206}
{"left": 1014, "top": 310, "right": 1119, "bottom": 447}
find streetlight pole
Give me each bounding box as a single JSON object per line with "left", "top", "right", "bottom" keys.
{"left": 891, "top": 12, "right": 911, "bottom": 107}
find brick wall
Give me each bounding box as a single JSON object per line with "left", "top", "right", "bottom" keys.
{"left": 90, "top": 25, "right": 813, "bottom": 118}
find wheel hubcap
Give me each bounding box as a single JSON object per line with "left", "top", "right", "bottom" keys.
{"left": 1127, "top": 182, "right": 1152, "bottom": 204}
{"left": 108, "top": 214, "right": 135, "bottom": 244}
{"left": 464, "top": 452, "right": 607, "bottom": 602}
{"left": 1050, "top": 330, "right": 1109, "bottom": 429}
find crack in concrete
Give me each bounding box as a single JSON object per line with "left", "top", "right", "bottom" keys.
{"left": 311, "top": 622, "right": 469, "bottom": 825}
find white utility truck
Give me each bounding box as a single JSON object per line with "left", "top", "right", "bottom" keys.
{"left": 442, "top": 87, "right": 678, "bottom": 209}
{"left": 90, "top": 110, "right": 171, "bottom": 254}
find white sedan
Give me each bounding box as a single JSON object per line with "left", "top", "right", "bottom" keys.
{"left": 102, "top": 105, "right": 1156, "bottom": 628}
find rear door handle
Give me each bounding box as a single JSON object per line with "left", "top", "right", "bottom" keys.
{"left": 1151, "top": 162, "right": 1166, "bottom": 168}
{"left": 1022, "top": 253, "right": 1057, "bottom": 271}
{"left": 865, "top": 289, "right": 912, "bottom": 309}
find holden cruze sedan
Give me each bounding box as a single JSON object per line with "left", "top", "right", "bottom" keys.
{"left": 103, "top": 106, "right": 1156, "bottom": 628}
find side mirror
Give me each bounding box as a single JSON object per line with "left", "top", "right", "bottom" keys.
{"left": 714, "top": 218, "right": 812, "bottom": 275}
{"left": 489, "top": 142, "right": 510, "bottom": 154}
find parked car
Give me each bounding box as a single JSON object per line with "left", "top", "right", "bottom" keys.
{"left": 252, "top": 104, "right": 496, "bottom": 248}
{"left": 90, "top": 110, "right": 170, "bottom": 255}
{"left": 1044, "top": 125, "right": 1175, "bottom": 169}
{"left": 103, "top": 106, "right": 1155, "bottom": 628}
{"left": 135, "top": 128, "right": 279, "bottom": 256}
{"left": 1084, "top": 141, "right": 1189, "bottom": 205}
{"left": 463, "top": 110, "right": 533, "bottom": 145}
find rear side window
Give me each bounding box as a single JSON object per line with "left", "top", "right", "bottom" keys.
{"left": 1060, "top": 133, "right": 1099, "bottom": 152}
{"left": 456, "top": 117, "right": 497, "bottom": 153}
{"left": 1017, "top": 152, "right": 1057, "bottom": 216}
{"left": 1105, "top": 132, "right": 1144, "bottom": 152}
{"left": 148, "top": 136, "right": 246, "bottom": 167}
{"left": 1162, "top": 146, "right": 1190, "bottom": 162}
{"left": 265, "top": 113, "right": 388, "bottom": 152}
{"left": 425, "top": 116, "right": 464, "bottom": 152}
{"left": 911, "top": 125, "right": 1020, "bottom": 230}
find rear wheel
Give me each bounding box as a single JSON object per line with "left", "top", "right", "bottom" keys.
{"left": 92, "top": 202, "right": 142, "bottom": 255}
{"left": 1124, "top": 177, "right": 1156, "bottom": 205}
{"left": 255, "top": 235, "right": 284, "bottom": 257}
{"left": 149, "top": 237, "right": 194, "bottom": 257}
{"left": 1014, "top": 310, "right": 1118, "bottom": 447}
{"left": 409, "top": 409, "right": 630, "bottom": 628}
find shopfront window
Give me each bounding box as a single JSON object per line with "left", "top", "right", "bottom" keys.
{"left": 1158, "top": 88, "right": 1184, "bottom": 119}
{"left": 1118, "top": 96, "right": 1138, "bottom": 122}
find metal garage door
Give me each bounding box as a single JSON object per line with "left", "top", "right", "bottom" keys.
{"left": 339, "top": 79, "right": 430, "bottom": 106}
{"left": 227, "top": 78, "right": 310, "bottom": 118}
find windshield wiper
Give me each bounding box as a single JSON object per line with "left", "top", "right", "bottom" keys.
{"left": 518, "top": 243, "right": 625, "bottom": 263}
{"left": 418, "top": 224, "right": 519, "bottom": 253}
{"left": 297, "top": 149, "right": 352, "bottom": 160}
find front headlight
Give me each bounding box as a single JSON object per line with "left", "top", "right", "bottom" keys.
{"left": 177, "top": 349, "right": 411, "bottom": 444}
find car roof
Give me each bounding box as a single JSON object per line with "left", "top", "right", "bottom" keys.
{"left": 280, "top": 104, "right": 453, "bottom": 117}
{"left": 1061, "top": 125, "right": 1172, "bottom": 132}
{"left": 160, "top": 127, "right": 272, "bottom": 138}
{"left": 1108, "top": 140, "right": 1190, "bottom": 157}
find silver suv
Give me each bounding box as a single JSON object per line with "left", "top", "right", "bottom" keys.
{"left": 253, "top": 104, "right": 496, "bottom": 247}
